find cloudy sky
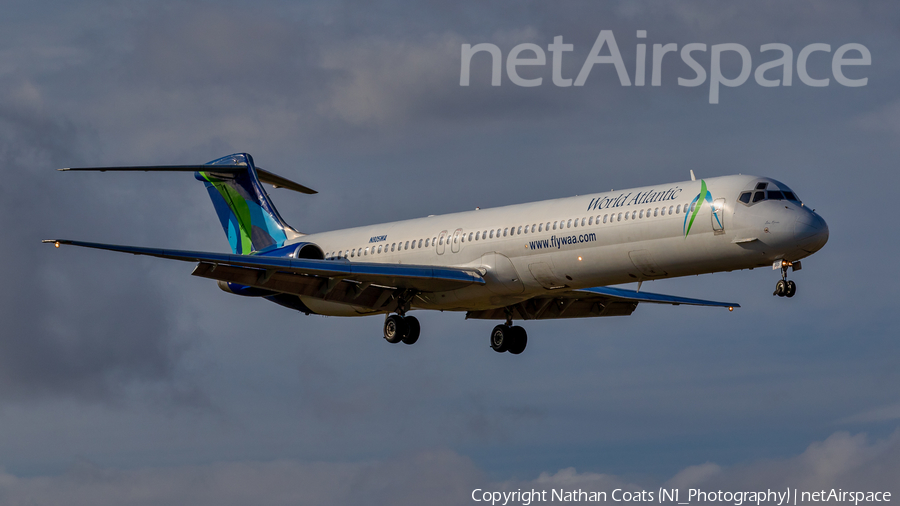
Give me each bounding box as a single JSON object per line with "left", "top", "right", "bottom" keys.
{"left": 1, "top": 1, "right": 899, "bottom": 504}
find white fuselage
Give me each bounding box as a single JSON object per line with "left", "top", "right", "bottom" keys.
{"left": 295, "top": 175, "right": 828, "bottom": 316}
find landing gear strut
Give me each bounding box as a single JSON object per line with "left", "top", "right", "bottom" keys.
{"left": 773, "top": 260, "right": 798, "bottom": 298}
{"left": 490, "top": 313, "right": 528, "bottom": 354}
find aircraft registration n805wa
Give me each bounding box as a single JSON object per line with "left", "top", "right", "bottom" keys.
{"left": 45, "top": 153, "right": 828, "bottom": 355}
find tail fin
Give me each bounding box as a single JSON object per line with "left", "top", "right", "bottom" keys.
{"left": 60, "top": 152, "right": 315, "bottom": 255}
{"left": 195, "top": 153, "right": 305, "bottom": 254}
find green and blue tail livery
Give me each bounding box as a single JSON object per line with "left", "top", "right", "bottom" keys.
{"left": 59, "top": 153, "right": 315, "bottom": 255}
{"left": 196, "top": 153, "right": 302, "bottom": 254}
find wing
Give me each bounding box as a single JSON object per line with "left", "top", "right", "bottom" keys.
{"left": 44, "top": 239, "right": 483, "bottom": 312}
{"left": 466, "top": 285, "right": 739, "bottom": 320}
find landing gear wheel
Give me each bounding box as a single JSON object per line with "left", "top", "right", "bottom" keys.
{"left": 774, "top": 279, "right": 786, "bottom": 297}
{"left": 383, "top": 314, "right": 407, "bottom": 344}
{"left": 785, "top": 280, "right": 796, "bottom": 298}
{"left": 507, "top": 326, "right": 528, "bottom": 355}
{"left": 402, "top": 316, "right": 420, "bottom": 345}
{"left": 490, "top": 325, "right": 510, "bottom": 353}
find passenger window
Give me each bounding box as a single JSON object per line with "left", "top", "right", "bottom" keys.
{"left": 503, "top": 228, "right": 508, "bottom": 237}
{"left": 676, "top": 205, "right": 681, "bottom": 214}
{"left": 588, "top": 216, "right": 593, "bottom": 226}
{"left": 391, "top": 244, "right": 395, "bottom": 252}
{"left": 668, "top": 205, "right": 674, "bottom": 214}
{"left": 377, "top": 245, "right": 382, "bottom": 253}
{"left": 617, "top": 212, "right": 622, "bottom": 222}
{"left": 739, "top": 192, "right": 751, "bottom": 204}
{"left": 753, "top": 191, "right": 765, "bottom": 203}
{"left": 553, "top": 221, "right": 558, "bottom": 230}
{"left": 624, "top": 212, "right": 629, "bottom": 221}
{"left": 350, "top": 250, "right": 355, "bottom": 258}
{"left": 424, "top": 239, "right": 430, "bottom": 248}
{"left": 603, "top": 214, "right": 607, "bottom": 223}
{"left": 468, "top": 232, "right": 474, "bottom": 241}
{"left": 489, "top": 230, "right": 494, "bottom": 238}
{"left": 365, "top": 247, "right": 369, "bottom": 255}
{"left": 573, "top": 219, "right": 578, "bottom": 228}
{"left": 454, "top": 235, "right": 458, "bottom": 243}
{"left": 538, "top": 223, "right": 543, "bottom": 232}
{"left": 567, "top": 219, "right": 572, "bottom": 228}
{"left": 531, "top": 224, "right": 536, "bottom": 233}
{"left": 639, "top": 210, "right": 644, "bottom": 219}
{"left": 475, "top": 231, "right": 480, "bottom": 240}
{"left": 404, "top": 241, "right": 409, "bottom": 249}
{"left": 654, "top": 208, "right": 659, "bottom": 217}
{"left": 411, "top": 241, "right": 416, "bottom": 249}
{"left": 517, "top": 226, "right": 522, "bottom": 234}
{"left": 582, "top": 218, "right": 586, "bottom": 226}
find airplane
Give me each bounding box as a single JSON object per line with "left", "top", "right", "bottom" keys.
{"left": 44, "top": 152, "right": 829, "bottom": 355}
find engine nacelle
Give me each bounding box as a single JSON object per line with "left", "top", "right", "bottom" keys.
{"left": 217, "top": 241, "right": 325, "bottom": 296}
{"left": 254, "top": 241, "right": 325, "bottom": 260}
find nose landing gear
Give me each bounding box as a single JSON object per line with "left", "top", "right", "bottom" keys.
{"left": 773, "top": 260, "right": 799, "bottom": 298}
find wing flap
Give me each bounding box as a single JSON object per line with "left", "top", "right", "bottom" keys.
{"left": 575, "top": 286, "right": 739, "bottom": 307}
{"left": 45, "top": 239, "right": 484, "bottom": 293}
{"left": 466, "top": 285, "right": 738, "bottom": 321}
{"left": 191, "top": 262, "right": 397, "bottom": 310}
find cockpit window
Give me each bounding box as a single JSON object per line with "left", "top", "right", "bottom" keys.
{"left": 739, "top": 180, "right": 803, "bottom": 206}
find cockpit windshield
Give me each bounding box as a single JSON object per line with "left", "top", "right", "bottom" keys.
{"left": 738, "top": 180, "right": 801, "bottom": 206}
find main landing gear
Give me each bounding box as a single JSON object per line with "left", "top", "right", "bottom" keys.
{"left": 383, "top": 314, "right": 420, "bottom": 345}
{"left": 773, "top": 260, "right": 799, "bottom": 298}
{"left": 490, "top": 315, "right": 528, "bottom": 355}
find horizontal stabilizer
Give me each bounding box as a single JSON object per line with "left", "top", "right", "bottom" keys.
{"left": 60, "top": 165, "right": 317, "bottom": 194}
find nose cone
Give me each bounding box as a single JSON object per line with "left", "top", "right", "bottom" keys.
{"left": 794, "top": 212, "right": 829, "bottom": 253}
